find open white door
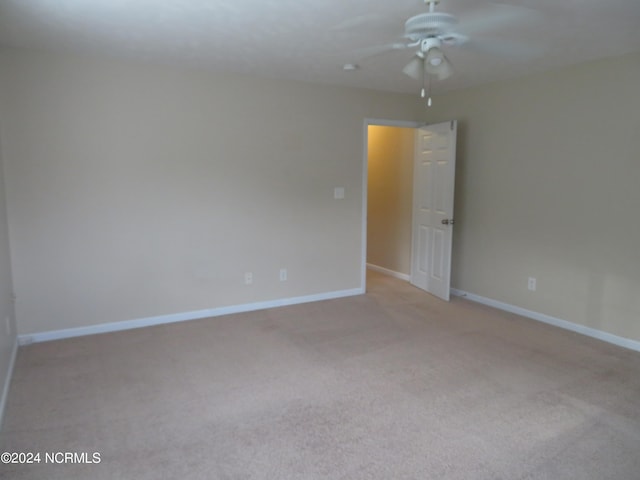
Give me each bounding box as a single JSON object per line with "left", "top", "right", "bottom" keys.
{"left": 411, "top": 121, "right": 457, "bottom": 301}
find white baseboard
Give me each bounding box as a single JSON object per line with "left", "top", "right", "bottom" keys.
{"left": 0, "top": 337, "right": 19, "bottom": 429}
{"left": 367, "top": 263, "right": 411, "bottom": 282}
{"left": 451, "top": 288, "right": 640, "bottom": 353}
{"left": 18, "top": 288, "right": 364, "bottom": 346}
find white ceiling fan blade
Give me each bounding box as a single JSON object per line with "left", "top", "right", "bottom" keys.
{"left": 456, "top": 3, "right": 542, "bottom": 37}
{"left": 350, "top": 42, "right": 410, "bottom": 60}
{"left": 402, "top": 56, "right": 424, "bottom": 80}
{"left": 463, "top": 37, "right": 543, "bottom": 59}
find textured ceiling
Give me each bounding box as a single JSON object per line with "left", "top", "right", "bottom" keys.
{"left": 0, "top": 0, "right": 639, "bottom": 95}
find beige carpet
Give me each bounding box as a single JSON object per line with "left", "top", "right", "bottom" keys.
{"left": 2, "top": 270, "right": 640, "bottom": 479}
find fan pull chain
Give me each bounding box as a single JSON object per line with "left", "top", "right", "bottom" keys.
{"left": 420, "top": 58, "right": 433, "bottom": 107}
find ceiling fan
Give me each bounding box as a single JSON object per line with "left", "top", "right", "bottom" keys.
{"left": 348, "top": 0, "right": 540, "bottom": 103}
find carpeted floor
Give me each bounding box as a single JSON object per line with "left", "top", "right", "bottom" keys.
{"left": 2, "top": 270, "right": 640, "bottom": 479}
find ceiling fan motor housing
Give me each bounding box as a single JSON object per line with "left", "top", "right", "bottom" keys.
{"left": 404, "top": 12, "right": 458, "bottom": 41}
{"left": 421, "top": 37, "right": 441, "bottom": 54}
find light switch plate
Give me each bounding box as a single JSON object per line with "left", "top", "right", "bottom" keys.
{"left": 334, "top": 187, "right": 345, "bottom": 199}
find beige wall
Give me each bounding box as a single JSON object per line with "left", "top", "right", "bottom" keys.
{"left": 0, "top": 129, "right": 17, "bottom": 411}
{"left": 0, "top": 48, "right": 421, "bottom": 335}
{"left": 424, "top": 51, "right": 640, "bottom": 342}
{"left": 367, "top": 126, "right": 414, "bottom": 275}
{"left": 2, "top": 46, "right": 639, "bottom": 345}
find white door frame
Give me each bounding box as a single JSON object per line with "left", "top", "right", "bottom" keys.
{"left": 361, "top": 118, "right": 424, "bottom": 292}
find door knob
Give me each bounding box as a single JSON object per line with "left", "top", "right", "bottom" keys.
{"left": 441, "top": 219, "right": 454, "bottom": 225}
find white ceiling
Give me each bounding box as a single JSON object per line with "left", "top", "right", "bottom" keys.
{"left": 0, "top": 0, "right": 639, "bottom": 95}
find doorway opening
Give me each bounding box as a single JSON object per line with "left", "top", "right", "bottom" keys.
{"left": 361, "top": 119, "right": 422, "bottom": 292}
{"left": 361, "top": 119, "right": 457, "bottom": 300}
{"left": 366, "top": 125, "right": 415, "bottom": 281}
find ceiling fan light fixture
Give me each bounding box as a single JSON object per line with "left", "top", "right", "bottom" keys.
{"left": 426, "top": 47, "right": 444, "bottom": 66}
{"left": 401, "top": 56, "right": 425, "bottom": 80}
{"left": 424, "top": 45, "right": 453, "bottom": 80}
